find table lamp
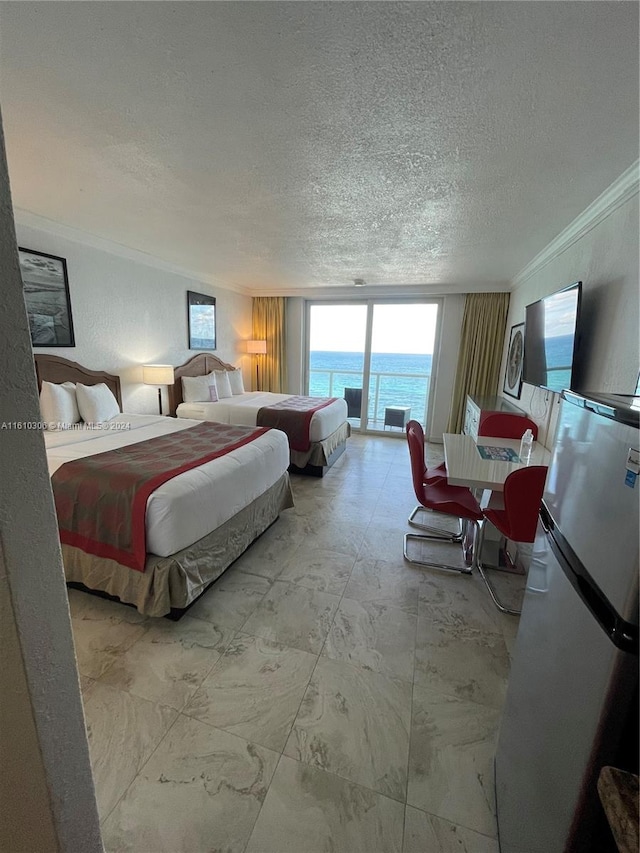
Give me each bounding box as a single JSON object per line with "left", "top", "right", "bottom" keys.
{"left": 246, "top": 340, "right": 267, "bottom": 390}
{"left": 143, "top": 364, "right": 175, "bottom": 415}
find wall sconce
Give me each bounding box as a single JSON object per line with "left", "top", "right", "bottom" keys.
{"left": 142, "top": 364, "right": 175, "bottom": 415}
{"left": 246, "top": 340, "right": 267, "bottom": 390}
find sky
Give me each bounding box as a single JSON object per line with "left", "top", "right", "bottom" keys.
{"left": 309, "top": 303, "right": 439, "bottom": 354}
{"left": 542, "top": 286, "right": 580, "bottom": 338}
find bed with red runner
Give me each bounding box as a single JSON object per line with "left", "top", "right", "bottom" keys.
{"left": 53, "top": 422, "right": 271, "bottom": 573}
{"left": 255, "top": 396, "right": 335, "bottom": 452}
{"left": 36, "top": 354, "right": 293, "bottom": 618}
{"left": 170, "top": 354, "right": 351, "bottom": 476}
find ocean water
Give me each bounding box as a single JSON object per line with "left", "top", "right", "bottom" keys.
{"left": 525, "top": 333, "right": 575, "bottom": 393}
{"left": 309, "top": 351, "right": 432, "bottom": 424}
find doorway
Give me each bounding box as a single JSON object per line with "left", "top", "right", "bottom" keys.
{"left": 306, "top": 300, "right": 441, "bottom": 434}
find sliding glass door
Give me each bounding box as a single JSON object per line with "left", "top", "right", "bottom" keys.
{"left": 308, "top": 304, "right": 368, "bottom": 430}
{"left": 307, "top": 299, "right": 440, "bottom": 434}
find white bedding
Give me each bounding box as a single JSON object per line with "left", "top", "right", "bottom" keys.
{"left": 45, "top": 414, "right": 289, "bottom": 558}
{"left": 176, "top": 392, "right": 348, "bottom": 443}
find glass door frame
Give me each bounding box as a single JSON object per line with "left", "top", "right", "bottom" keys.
{"left": 304, "top": 297, "right": 444, "bottom": 437}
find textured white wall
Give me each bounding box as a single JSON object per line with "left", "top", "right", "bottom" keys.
{"left": 0, "top": 121, "right": 102, "bottom": 851}
{"left": 15, "top": 219, "right": 253, "bottom": 412}
{"left": 501, "top": 191, "right": 639, "bottom": 447}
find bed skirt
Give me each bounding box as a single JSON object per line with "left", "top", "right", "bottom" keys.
{"left": 288, "top": 421, "right": 351, "bottom": 470}
{"left": 62, "top": 473, "right": 294, "bottom": 617}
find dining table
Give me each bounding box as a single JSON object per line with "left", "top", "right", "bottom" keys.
{"left": 442, "top": 432, "right": 551, "bottom": 566}
{"left": 443, "top": 432, "right": 551, "bottom": 491}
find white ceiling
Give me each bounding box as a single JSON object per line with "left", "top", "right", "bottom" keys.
{"left": 0, "top": 2, "right": 638, "bottom": 295}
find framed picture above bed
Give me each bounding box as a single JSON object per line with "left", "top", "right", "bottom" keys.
{"left": 19, "top": 248, "right": 75, "bottom": 347}
{"left": 503, "top": 322, "right": 524, "bottom": 399}
{"left": 187, "top": 290, "right": 216, "bottom": 350}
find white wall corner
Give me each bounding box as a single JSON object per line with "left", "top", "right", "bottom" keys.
{"left": 512, "top": 160, "right": 639, "bottom": 290}
{"left": 13, "top": 207, "right": 252, "bottom": 297}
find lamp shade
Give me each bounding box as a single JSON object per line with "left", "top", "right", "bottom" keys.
{"left": 142, "top": 364, "right": 175, "bottom": 386}
{"left": 246, "top": 340, "right": 267, "bottom": 355}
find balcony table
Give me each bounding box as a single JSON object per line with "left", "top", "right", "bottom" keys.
{"left": 384, "top": 406, "right": 411, "bottom": 430}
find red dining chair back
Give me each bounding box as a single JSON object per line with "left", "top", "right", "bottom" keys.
{"left": 479, "top": 413, "right": 538, "bottom": 440}
{"left": 483, "top": 465, "right": 547, "bottom": 544}
{"left": 476, "top": 465, "right": 547, "bottom": 615}
{"left": 405, "top": 420, "right": 447, "bottom": 486}
{"left": 405, "top": 421, "right": 483, "bottom": 574}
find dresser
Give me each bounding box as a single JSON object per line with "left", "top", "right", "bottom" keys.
{"left": 463, "top": 394, "right": 525, "bottom": 439}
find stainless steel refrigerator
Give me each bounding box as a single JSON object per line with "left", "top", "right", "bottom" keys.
{"left": 495, "top": 391, "right": 639, "bottom": 853}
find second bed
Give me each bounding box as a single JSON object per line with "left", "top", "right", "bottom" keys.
{"left": 169, "top": 354, "right": 350, "bottom": 476}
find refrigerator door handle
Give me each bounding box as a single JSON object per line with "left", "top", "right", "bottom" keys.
{"left": 540, "top": 503, "right": 638, "bottom": 656}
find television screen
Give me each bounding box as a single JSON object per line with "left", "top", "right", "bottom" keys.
{"left": 523, "top": 282, "right": 582, "bottom": 393}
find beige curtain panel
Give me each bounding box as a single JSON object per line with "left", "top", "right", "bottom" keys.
{"left": 447, "top": 292, "right": 510, "bottom": 434}
{"left": 252, "top": 296, "right": 287, "bottom": 392}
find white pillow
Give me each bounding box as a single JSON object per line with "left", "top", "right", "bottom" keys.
{"left": 39, "top": 381, "right": 80, "bottom": 430}
{"left": 228, "top": 368, "right": 245, "bottom": 395}
{"left": 76, "top": 383, "right": 120, "bottom": 425}
{"left": 213, "top": 371, "right": 233, "bottom": 399}
{"left": 182, "top": 372, "right": 218, "bottom": 403}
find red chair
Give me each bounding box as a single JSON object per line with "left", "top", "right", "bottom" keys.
{"left": 405, "top": 420, "right": 483, "bottom": 573}
{"left": 405, "top": 420, "right": 447, "bottom": 484}
{"left": 405, "top": 421, "right": 451, "bottom": 536}
{"left": 475, "top": 465, "right": 547, "bottom": 614}
{"left": 479, "top": 412, "right": 538, "bottom": 440}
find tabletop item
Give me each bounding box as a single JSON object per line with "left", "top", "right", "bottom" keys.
{"left": 476, "top": 444, "right": 520, "bottom": 462}
{"left": 519, "top": 427, "right": 534, "bottom": 464}
{"left": 495, "top": 391, "right": 639, "bottom": 853}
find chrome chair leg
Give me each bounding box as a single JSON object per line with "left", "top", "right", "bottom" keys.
{"left": 407, "top": 506, "right": 464, "bottom": 541}
{"left": 403, "top": 519, "right": 478, "bottom": 575}
{"left": 474, "top": 522, "right": 522, "bottom": 616}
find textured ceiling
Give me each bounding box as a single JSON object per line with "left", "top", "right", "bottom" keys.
{"left": 0, "top": 2, "right": 638, "bottom": 295}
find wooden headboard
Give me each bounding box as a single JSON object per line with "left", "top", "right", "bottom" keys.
{"left": 168, "top": 353, "right": 236, "bottom": 417}
{"left": 34, "top": 355, "right": 123, "bottom": 409}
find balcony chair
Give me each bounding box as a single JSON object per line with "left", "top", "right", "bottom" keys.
{"left": 475, "top": 465, "right": 547, "bottom": 615}
{"left": 404, "top": 420, "right": 483, "bottom": 573}
{"left": 343, "top": 387, "right": 362, "bottom": 419}
{"left": 479, "top": 412, "right": 539, "bottom": 440}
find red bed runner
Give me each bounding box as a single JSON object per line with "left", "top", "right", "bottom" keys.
{"left": 51, "top": 422, "right": 269, "bottom": 572}
{"left": 256, "top": 396, "right": 336, "bottom": 452}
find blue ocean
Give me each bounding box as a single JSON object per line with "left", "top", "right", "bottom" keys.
{"left": 542, "top": 334, "right": 575, "bottom": 392}
{"left": 309, "top": 351, "right": 433, "bottom": 423}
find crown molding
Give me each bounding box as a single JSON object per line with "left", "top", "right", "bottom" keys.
{"left": 512, "top": 160, "right": 639, "bottom": 289}
{"left": 246, "top": 281, "right": 511, "bottom": 299}
{"left": 12, "top": 208, "right": 253, "bottom": 297}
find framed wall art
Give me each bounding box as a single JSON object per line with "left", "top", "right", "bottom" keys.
{"left": 503, "top": 322, "right": 524, "bottom": 399}
{"left": 187, "top": 290, "right": 216, "bottom": 350}
{"left": 19, "top": 248, "right": 75, "bottom": 347}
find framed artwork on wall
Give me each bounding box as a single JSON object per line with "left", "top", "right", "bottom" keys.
{"left": 19, "top": 248, "right": 75, "bottom": 347}
{"left": 503, "top": 322, "right": 524, "bottom": 399}
{"left": 187, "top": 290, "right": 216, "bottom": 350}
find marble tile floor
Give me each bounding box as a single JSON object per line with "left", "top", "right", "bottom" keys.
{"left": 70, "top": 433, "right": 525, "bottom": 853}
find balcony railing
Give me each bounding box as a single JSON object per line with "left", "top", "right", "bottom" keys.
{"left": 309, "top": 367, "right": 431, "bottom": 428}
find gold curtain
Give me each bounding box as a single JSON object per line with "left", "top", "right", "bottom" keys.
{"left": 252, "top": 297, "right": 287, "bottom": 392}
{"left": 447, "top": 292, "right": 510, "bottom": 433}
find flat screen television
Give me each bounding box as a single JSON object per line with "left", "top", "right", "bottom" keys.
{"left": 523, "top": 281, "right": 582, "bottom": 393}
